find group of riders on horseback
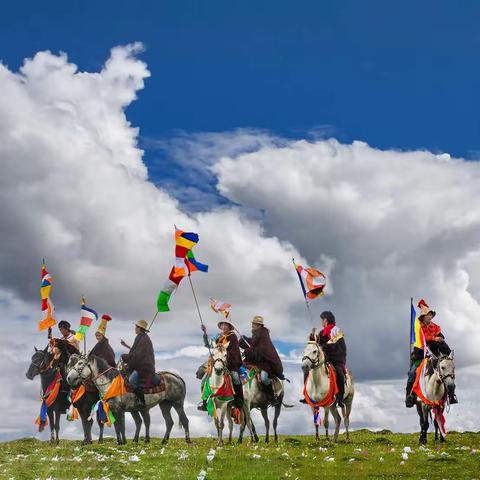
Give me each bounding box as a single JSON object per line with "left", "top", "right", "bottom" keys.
{"left": 27, "top": 297, "right": 457, "bottom": 444}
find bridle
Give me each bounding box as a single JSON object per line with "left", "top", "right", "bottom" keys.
{"left": 31, "top": 352, "right": 52, "bottom": 374}
{"left": 302, "top": 342, "right": 326, "bottom": 370}
{"left": 212, "top": 355, "right": 228, "bottom": 375}
{"left": 436, "top": 357, "right": 455, "bottom": 383}
{"left": 69, "top": 356, "right": 117, "bottom": 388}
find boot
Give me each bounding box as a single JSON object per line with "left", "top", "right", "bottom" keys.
{"left": 336, "top": 374, "right": 345, "bottom": 408}
{"left": 133, "top": 387, "right": 145, "bottom": 407}
{"left": 405, "top": 381, "right": 416, "bottom": 408}
{"left": 233, "top": 382, "right": 244, "bottom": 408}
{"left": 299, "top": 371, "right": 308, "bottom": 404}
{"left": 197, "top": 400, "right": 207, "bottom": 411}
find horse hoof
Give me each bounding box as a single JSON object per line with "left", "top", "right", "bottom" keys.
{"left": 144, "top": 437, "right": 150, "bottom": 444}
{"left": 133, "top": 438, "right": 139, "bottom": 444}
{"left": 162, "top": 439, "right": 169, "bottom": 445}
{"left": 265, "top": 438, "right": 269, "bottom": 443}
{"left": 98, "top": 439, "right": 103, "bottom": 444}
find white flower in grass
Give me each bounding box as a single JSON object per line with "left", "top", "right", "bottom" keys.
{"left": 178, "top": 451, "right": 189, "bottom": 461}
{"left": 403, "top": 447, "right": 412, "bottom": 453}
{"left": 128, "top": 455, "right": 140, "bottom": 462}
{"left": 379, "top": 457, "right": 384, "bottom": 463}
{"left": 51, "top": 456, "right": 59, "bottom": 462}
{"left": 319, "top": 447, "right": 327, "bottom": 452}
{"left": 252, "top": 454, "right": 261, "bottom": 459}
{"left": 324, "top": 456, "right": 335, "bottom": 462}
{"left": 197, "top": 470, "right": 207, "bottom": 480}
{"left": 348, "top": 458, "right": 355, "bottom": 463}
{"left": 139, "top": 450, "right": 146, "bottom": 455}
{"left": 206, "top": 449, "right": 216, "bottom": 462}
{"left": 400, "top": 461, "right": 405, "bottom": 465}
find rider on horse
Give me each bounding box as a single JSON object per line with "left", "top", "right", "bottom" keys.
{"left": 56, "top": 320, "right": 80, "bottom": 354}
{"left": 121, "top": 319, "right": 156, "bottom": 407}
{"left": 240, "top": 316, "right": 284, "bottom": 403}
{"left": 90, "top": 314, "right": 116, "bottom": 367}
{"left": 199, "top": 320, "right": 244, "bottom": 409}
{"left": 405, "top": 299, "right": 458, "bottom": 408}
{"left": 301, "top": 311, "right": 347, "bottom": 408}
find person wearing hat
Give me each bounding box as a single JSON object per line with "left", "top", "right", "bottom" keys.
{"left": 120, "top": 320, "right": 156, "bottom": 407}
{"left": 240, "top": 316, "right": 284, "bottom": 403}
{"left": 57, "top": 320, "right": 80, "bottom": 354}
{"left": 89, "top": 315, "right": 116, "bottom": 367}
{"left": 198, "top": 320, "right": 244, "bottom": 410}
{"left": 405, "top": 299, "right": 457, "bottom": 408}
{"left": 300, "top": 311, "right": 347, "bottom": 408}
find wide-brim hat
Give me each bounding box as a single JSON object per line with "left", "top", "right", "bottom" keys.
{"left": 417, "top": 299, "right": 436, "bottom": 319}
{"left": 135, "top": 319, "right": 150, "bottom": 332}
{"left": 251, "top": 315, "right": 264, "bottom": 326}
{"left": 217, "top": 320, "right": 237, "bottom": 331}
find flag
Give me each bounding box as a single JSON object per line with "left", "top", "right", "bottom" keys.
{"left": 411, "top": 299, "right": 425, "bottom": 350}
{"left": 75, "top": 297, "right": 98, "bottom": 341}
{"left": 156, "top": 227, "right": 208, "bottom": 312}
{"left": 38, "top": 260, "right": 56, "bottom": 331}
{"left": 210, "top": 298, "right": 231, "bottom": 318}
{"left": 294, "top": 261, "right": 326, "bottom": 300}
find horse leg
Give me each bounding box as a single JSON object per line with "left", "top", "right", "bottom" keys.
{"left": 323, "top": 408, "right": 329, "bottom": 441}
{"left": 142, "top": 409, "right": 151, "bottom": 443}
{"left": 261, "top": 408, "right": 270, "bottom": 443}
{"left": 330, "top": 406, "right": 341, "bottom": 443}
{"left": 54, "top": 409, "right": 61, "bottom": 445}
{"left": 241, "top": 404, "right": 258, "bottom": 443}
{"left": 112, "top": 410, "right": 123, "bottom": 445}
{"left": 131, "top": 411, "right": 142, "bottom": 443}
{"left": 119, "top": 411, "right": 127, "bottom": 445}
{"left": 227, "top": 409, "right": 233, "bottom": 444}
{"left": 97, "top": 415, "right": 104, "bottom": 444}
{"left": 434, "top": 418, "right": 439, "bottom": 442}
{"left": 217, "top": 408, "right": 225, "bottom": 447}
{"left": 417, "top": 405, "right": 428, "bottom": 445}
{"left": 343, "top": 394, "right": 353, "bottom": 442}
{"left": 272, "top": 403, "right": 281, "bottom": 443}
{"left": 172, "top": 401, "right": 191, "bottom": 444}
{"left": 159, "top": 401, "right": 174, "bottom": 445}
{"left": 48, "top": 409, "right": 55, "bottom": 444}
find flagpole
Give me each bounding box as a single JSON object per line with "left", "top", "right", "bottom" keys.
{"left": 292, "top": 258, "right": 315, "bottom": 326}
{"left": 409, "top": 297, "right": 413, "bottom": 368}
{"left": 188, "top": 275, "right": 213, "bottom": 357}
{"left": 148, "top": 311, "right": 159, "bottom": 331}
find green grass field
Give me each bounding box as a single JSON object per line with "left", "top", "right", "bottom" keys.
{"left": 1, "top": 430, "right": 479, "bottom": 479}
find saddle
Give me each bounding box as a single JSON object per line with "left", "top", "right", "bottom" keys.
{"left": 125, "top": 372, "right": 166, "bottom": 395}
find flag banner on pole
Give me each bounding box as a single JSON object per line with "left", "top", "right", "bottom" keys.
{"left": 294, "top": 261, "right": 326, "bottom": 300}
{"left": 210, "top": 298, "right": 231, "bottom": 318}
{"left": 411, "top": 300, "right": 425, "bottom": 350}
{"left": 75, "top": 298, "right": 98, "bottom": 341}
{"left": 156, "top": 227, "right": 208, "bottom": 312}
{"left": 38, "top": 260, "right": 56, "bottom": 331}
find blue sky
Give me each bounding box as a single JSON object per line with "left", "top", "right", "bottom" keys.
{"left": 2, "top": 1, "right": 479, "bottom": 181}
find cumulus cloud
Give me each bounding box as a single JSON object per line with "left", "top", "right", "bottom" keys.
{"left": 1, "top": 44, "right": 479, "bottom": 441}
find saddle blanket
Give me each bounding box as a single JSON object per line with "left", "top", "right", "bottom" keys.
{"left": 126, "top": 372, "right": 166, "bottom": 394}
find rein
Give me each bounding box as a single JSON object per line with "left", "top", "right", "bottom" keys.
{"left": 302, "top": 343, "right": 326, "bottom": 370}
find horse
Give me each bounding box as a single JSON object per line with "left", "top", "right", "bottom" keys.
{"left": 301, "top": 341, "right": 354, "bottom": 442}
{"left": 239, "top": 368, "right": 293, "bottom": 443}
{"left": 26, "top": 347, "right": 70, "bottom": 444}
{"left": 66, "top": 354, "right": 190, "bottom": 445}
{"left": 415, "top": 352, "right": 456, "bottom": 445}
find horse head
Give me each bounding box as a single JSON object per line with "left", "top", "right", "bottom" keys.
{"left": 25, "top": 346, "right": 50, "bottom": 380}
{"left": 212, "top": 342, "right": 229, "bottom": 376}
{"left": 437, "top": 351, "right": 456, "bottom": 393}
{"left": 66, "top": 354, "right": 91, "bottom": 388}
{"left": 301, "top": 341, "right": 325, "bottom": 374}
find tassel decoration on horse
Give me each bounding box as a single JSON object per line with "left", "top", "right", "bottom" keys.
{"left": 67, "top": 384, "right": 86, "bottom": 422}
{"left": 35, "top": 370, "right": 62, "bottom": 431}
{"left": 89, "top": 373, "right": 126, "bottom": 426}
{"left": 202, "top": 373, "right": 234, "bottom": 417}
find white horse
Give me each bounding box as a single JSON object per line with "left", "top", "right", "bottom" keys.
{"left": 301, "top": 341, "right": 354, "bottom": 442}
{"left": 239, "top": 370, "right": 292, "bottom": 443}
{"left": 415, "top": 352, "right": 456, "bottom": 444}
{"left": 66, "top": 354, "right": 190, "bottom": 445}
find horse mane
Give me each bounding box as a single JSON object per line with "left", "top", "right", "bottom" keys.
{"left": 91, "top": 355, "right": 118, "bottom": 380}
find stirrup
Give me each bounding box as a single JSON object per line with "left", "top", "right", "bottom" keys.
{"left": 197, "top": 401, "right": 207, "bottom": 411}
{"left": 405, "top": 394, "right": 416, "bottom": 408}
{"left": 299, "top": 398, "right": 307, "bottom": 404}
{"left": 449, "top": 394, "right": 458, "bottom": 404}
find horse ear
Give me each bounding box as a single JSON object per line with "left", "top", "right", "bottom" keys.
{"left": 449, "top": 350, "right": 454, "bottom": 360}
{"left": 224, "top": 341, "right": 230, "bottom": 349}
{"left": 34, "top": 346, "right": 38, "bottom": 352}
{"left": 43, "top": 345, "right": 49, "bottom": 353}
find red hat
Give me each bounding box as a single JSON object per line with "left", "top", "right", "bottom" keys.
{"left": 417, "top": 299, "right": 436, "bottom": 319}
{"left": 101, "top": 314, "right": 112, "bottom": 321}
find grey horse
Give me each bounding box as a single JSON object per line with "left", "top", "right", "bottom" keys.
{"left": 415, "top": 352, "right": 456, "bottom": 444}
{"left": 239, "top": 370, "right": 293, "bottom": 443}
{"left": 67, "top": 354, "right": 190, "bottom": 445}
{"left": 26, "top": 347, "right": 70, "bottom": 444}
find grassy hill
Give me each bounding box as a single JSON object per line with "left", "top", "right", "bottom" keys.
{"left": 1, "top": 430, "right": 479, "bottom": 479}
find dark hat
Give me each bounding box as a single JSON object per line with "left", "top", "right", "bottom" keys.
{"left": 58, "top": 320, "right": 71, "bottom": 329}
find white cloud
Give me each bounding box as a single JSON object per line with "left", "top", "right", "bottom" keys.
{"left": 1, "top": 44, "right": 479, "bottom": 441}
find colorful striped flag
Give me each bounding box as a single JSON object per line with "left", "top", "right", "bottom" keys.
{"left": 38, "top": 260, "right": 56, "bottom": 331}
{"left": 75, "top": 298, "right": 98, "bottom": 341}
{"left": 410, "top": 300, "right": 425, "bottom": 350}
{"left": 294, "top": 261, "right": 326, "bottom": 300}
{"left": 210, "top": 298, "right": 231, "bottom": 318}
{"left": 157, "top": 227, "right": 209, "bottom": 312}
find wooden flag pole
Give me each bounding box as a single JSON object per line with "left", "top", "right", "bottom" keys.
{"left": 148, "top": 311, "right": 159, "bottom": 331}
{"left": 188, "top": 275, "right": 213, "bottom": 357}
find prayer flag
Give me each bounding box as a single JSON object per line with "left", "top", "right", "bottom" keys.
{"left": 411, "top": 300, "right": 425, "bottom": 350}
{"left": 294, "top": 261, "right": 326, "bottom": 300}
{"left": 38, "top": 260, "right": 56, "bottom": 331}
{"left": 210, "top": 298, "right": 231, "bottom": 318}
{"left": 75, "top": 298, "right": 98, "bottom": 341}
